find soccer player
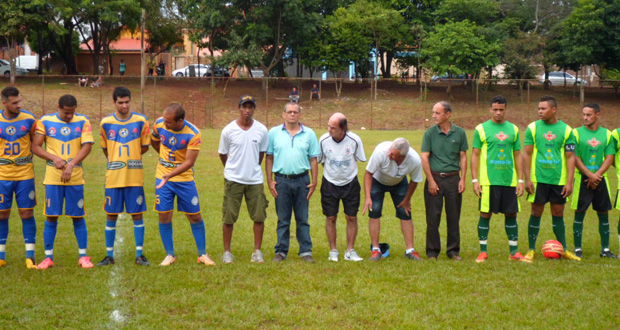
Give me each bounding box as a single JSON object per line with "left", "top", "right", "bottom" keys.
{"left": 218, "top": 95, "right": 269, "bottom": 264}
{"left": 571, "top": 104, "right": 616, "bottom": 258}
{"left": 151, "top": 103, "right": 215, "bottom": 266}
{"left": 32, "top": 95, "right": 94, "bottom": 269}
{"left": 612, "top": 126, "right": 620, "bottom": 257}
{"left": 523, "top": 95, "right": 580, "bottom": 261}
{"left": 471, "top": 96, "right": 529, "bottom": 263}
{"left": 97, "top": 87, "right": 151, "bottom": 266}
{"left": 0, "top": 87, "right": 38, "bottom": 269}
{"left": 318, "top": 113, "right": 366, "bottom": 262}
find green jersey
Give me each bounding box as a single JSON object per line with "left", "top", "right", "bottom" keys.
{"left": 473, "top": 120, "right": 521, "bottom": 186}
{"left": 524, "top": 120, "right": 575, "bottom": 185}
{"left": 573, "top": 126, "right": 615, "bottom": 180}
{"left": 611, "top": 128, "right": 620, "bottom": 184}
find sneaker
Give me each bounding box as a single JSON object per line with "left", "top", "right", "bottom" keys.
{"left": 0, "top": 259, "right": 7, "bottom": 267}
{"left": 302, "top": 255, "right": 315, "bottom": 263}
{"left": 251, "top": 250, "right": 264, "bottom": 263}
{"left": 523, "top": 250, "right": 536, "bottom": 261}
{"left": 404, "top": 251, "right": 423, "bottom": 260}
{"left": 78, "top": 256, "right": 94, "bottom": 268}
{"left": 97, "top": 256, "right": 115, "bottom": 266}
{"left": 37, "top": 257, "right": 54, "bottom": 270}
{"left": 476, "top": 252, "right": 488, "bottom": 263}
{"left": 197, "top": 254, "right": 216, "bottom": 266}
{"left": 574, "top": 249, "right": 583, "bottom": 258}
{"left": 272, "top": 254, "right": 286, "bottom": 262}
{"left": 509, "top": 252, "right": 532, "bottom": 263}
{"left": 222, "top": 251, "right": 234, "bottom": 264}
{"left": 600, "top": 250, "right": 617, "bottom": 258}
{"left": 328, "top": 249, "right": 339, "bottom": 262}
{"left": 344, "top": 249, "right": 363, "bottom": 261}
{"left": 135, "top": 255, "right": 150, "bottom": 266}
{"left": 160, "top": 254, "right": 176, "bottom": 266}
{"left": 562, "top": 250, "right": 582, "bottom": 261}
{"left": 25, "top": 258, "right": 37, "bottom": 269}
{"left": 369, "top": 250, "right": 382, "bottom": 261}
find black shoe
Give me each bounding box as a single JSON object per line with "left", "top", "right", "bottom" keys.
{"left": 135, "top": 255, "right": 151, "bottom": 266}
{"left": 97, "top": 256, "right": 115, "bottom": 266}
{"left": 302, "top": 255, "right": 315, "bottom": 263}
{"left": 575, "top": 249, "right": 583, "bottom": 258}
{"left": 600, "top": 250, "right": 616, "bottom": 258}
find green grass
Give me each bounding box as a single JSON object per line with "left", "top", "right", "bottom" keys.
{"left": 1, "top": 127, "right": 620, "bottom": 329}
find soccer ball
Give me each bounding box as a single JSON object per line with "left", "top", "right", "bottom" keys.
{"left": 541, "top": 240, "right": 564, "bottom": 259}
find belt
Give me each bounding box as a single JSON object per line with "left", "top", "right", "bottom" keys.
{"left": 275, "top": 171, "right": 308, "bottom": 179}
{"left": 431, "top": 171, "right": 459, "bottom": 178}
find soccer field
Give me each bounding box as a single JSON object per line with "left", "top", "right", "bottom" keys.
{"left": 1, "top": 128, "right": 619, "bottom": 329}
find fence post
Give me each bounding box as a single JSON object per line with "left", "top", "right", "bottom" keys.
{"left": 527, "top": 79, "right": 530, "bottom": 105}
{"left": 41, "top": 75, "right": 45, "bottom": 115}
{"left": 370, "top": 78, "right": 373, "bottom": 130}
{"left": 265, "top": 77, "right": 269, "bottom": 128}
{"left": 318, "top": 79, "right": 322, "bottom": 128}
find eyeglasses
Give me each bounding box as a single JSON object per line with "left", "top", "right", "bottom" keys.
{"left": 285, "top": 111, "right": 300, "bottom": 115}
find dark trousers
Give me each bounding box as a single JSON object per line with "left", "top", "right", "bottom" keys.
{"left": 424, "top": 174, "right": 462, "bottom": 258}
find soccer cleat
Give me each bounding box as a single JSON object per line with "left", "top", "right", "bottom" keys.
{"left": 574, "top": 249, "right": 583, "bottom": 258}
{"left": 78, "top": 256, "right": 94, "bottom": 268}
{"left": 328, "top": 249, "right": 339, "bottom": 262}
{"left": 222, "top": 251, "right": 234, "bottom": 264}
{"left": 562, "top": 250, "right": 582, "bottom": 261}
{"left": 600, "top": 250, "right": 617, "bottom": 258}
{"left": 25, "top": 258, "right": 37, "bottom": 269}
{"left": 0, "top": 259, "right": 7, "bottom": 267}
{"left": 509, "top": 252, "right": 532, "bottom": 263}
{"left": 523, "top": 250, "right": 536, "bottom": 261}
{"left": 197, "top": 254, "right": 216, "bottom": 266}
{"left": 302, "top": 255, "right": 315, "bottom": 263}
{"left": 369, "top": 250, "right": 382, "bottom": 261}
{"left": 160, "top": 255, "right": 177, "bottom": 266}
{"left": 272, "top": 254, "right": 285, "bottom": 262}
{"left": 135, "top": 255, "right": 150, "bottom": 266}
{"left": 37, "top": 258, "right": 54, "bottom": 270}
{"left": 476, "top": 252, "right": 488, "bottom": 263}
{"left": 344, "top": 249, "right": 363, "bottom": 261}
{"left": 404, "top": 251, "right": 423, "bottom": 260}
{"left": 250, "top": 250, "right": 264, "bottom": 263}
{"left": 97, "top": 256, "right": 115, "bottom": 266}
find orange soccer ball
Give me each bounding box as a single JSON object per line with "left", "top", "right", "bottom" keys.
{"left": 541, "top": 240, "right": 564, "bottom": 259}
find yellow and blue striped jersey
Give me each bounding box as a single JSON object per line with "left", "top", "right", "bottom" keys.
{"left": 35, "top": 113, "right": 94, "bottom": 185}
{"left": 100, "top": 112, "right": 150, "bottom": 188}
{"left": 0, "top": 110, "right": 36, "bottom": 181}
{"left": 152, "top": 118, "right": 201, "bottom": 182}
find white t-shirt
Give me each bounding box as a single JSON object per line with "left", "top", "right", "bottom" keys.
{"left": 218, "top": 119, "right": 269, "bottom": 184}
{"left": 318, "top": 131, "right": 367, "bottom": 186}
{"left": 366, "top": 141, "right": 423, "bottom": 186}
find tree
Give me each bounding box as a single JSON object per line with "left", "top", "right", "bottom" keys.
{"left": 0, "top": 0, "right": 41, "bottom": 82}
{"left": 503, "top": 32, "right": 543, "bottom": 95}
{"left": 212, "top": 30, "right": 263, "bottom": 96}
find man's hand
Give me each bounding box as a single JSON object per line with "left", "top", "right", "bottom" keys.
{"left": 516, "top": 182, "right": 524, "bottom": 197}
{"left": 427, "top": 180, "right": 439, "bottom": 196}
{"left": 61, "top": 163, "right": 74, "bottom": 183}
{"left": 458, "top": 178, "right": 466, "bottom": 194}
{"left": 268, "top": 180, "right": 278, "bottom": 198}
{"left": 525, "top": 179, "right": 535, "bottom": 195}
{"left": 561, "top": 182, "right": 573, "bottom": 198}
{"left": 306, "top": 181, "right": 316, "bottom": 201}
{"left": 52, "top": 156, "right": 66, "bottom": 170}
{"left": 396, "top": 199, "right": 411, "bottom": 216}
{"left": 473, "top": 182, "right": 481, "bottom": 198}
{"left": 156, "top": 175, "right": 170, "bottom": 189}
{"left": 362, "top": 197, "right": 373, "bottom": 215}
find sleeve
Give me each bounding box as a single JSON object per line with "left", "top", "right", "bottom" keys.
{"left": 317, "top": 138, "right": 325, "bottom": 164}
{"left": 188, "top": 130, "right": 202, "bottom": 151}
{"left": 459, "top": 129, "right": 468, "bottom": 151}
{"left": 308, "top": 131, "right": 320, "bottom": 158}
{"left": 34, "top": 119, "right": 46, "bottom": 136}
{"left": 565, "top": 127, "right": 576, "bottom": 146}
{"left": 523, "top": 125, "right": 534, "bottom": 146}
{"left": 365, "top": 149, "right": 381, "bottom": 174}
{"left": 420, "top": 130, "right": 431, "bottom": 152}
{"left": 151, "top": 122, "right": 160, "bottom": 142}
{"left": 266, "top": 129, "right": 275, "bottom": 155}
{"left": 99, "top": 124, "right": 107, "bottom": 149}
{"left": 410, "top": 159, "right": 424, "bottom": 183}
{"left": 141, "top": 119, "right": 151, "bottom": 146}
{"left": 355, "top": 135, "right": 367, "bottom": 162}
{"left": 513, "top": 125, "right": 521, "bottom": 151}
{"left": 218, "top": 128, "right": 229, "bottom": 155}
{"left": 81, "top": 118, "right": 94, "bottom": 144}
{"left": 259, "top": 127, "right": 268, "bottom": 152}
{"left": 605, "top": 130, "right": 616, "bottom": 156}
{"left": 472, "top": 126, "right": 482, "bottom": 150}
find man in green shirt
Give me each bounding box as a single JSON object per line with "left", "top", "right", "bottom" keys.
{"left": 471, "top": 96, "right": 529, "bottom": 263}
{"left": 612, "top": 126, "right": 620, "bottom": 257}
{"left": 523, "top": 95, "right": 580, "bottom": 261}
{"left": 571, "top": 104, "right": 616, "bottom": 258}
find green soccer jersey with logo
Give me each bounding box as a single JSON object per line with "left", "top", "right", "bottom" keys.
{"left": 611, "top": 128, "right": 620, "bottom": 185}
{"left": 524, "top": 120, "right": 575, "bottom": 185}
{"left": 573, "top": 126, "right": 615, "bottom": 179}
{"left": 473, "top": 120, "right": 521, "bottom": 186}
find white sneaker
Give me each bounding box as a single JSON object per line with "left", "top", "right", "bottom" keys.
{"left": 160, "top": 254, "right": 177, "bottom": 266}
{"left": 328, "top": 249, "right": 339, "bottom": 262}
{"left": 251, "top": 250, "right": 264, "bottom": 263}
{"left": 344, "top": 249, "right": 363, "bottom": 261}
{"left": 222, "top": 251, "right": 234, "bottom": 264}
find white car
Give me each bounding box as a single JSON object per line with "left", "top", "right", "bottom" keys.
{"left": 172, "top": 64, "right": 210, "bottom": 77}
{"left": 539, "top": 71, "right": 587, "bottom": 86}
{"left": 0, "top": 59, "right": 29, "bottom": 78}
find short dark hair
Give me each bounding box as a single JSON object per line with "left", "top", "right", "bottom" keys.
{"left": 439, "top": 101, "right": 452, "bottom": 113}
{"left": 164, "top": 103, "right": 185, "bottom": 121}
{"left": 338, "top": 117, "right": 348, "bottom": 131}
{"left": 539, "top": 95, "right": 557, "bottom": 108}
{"left": 59, "top": 95, "right": 77, "bottom": 109}
{"left": 583, "top": 103, "right": 600, "bottom": 113}
{"left": 113, "top": 86, "right": 131, "bottom": 101}
{"left": 1, "top": 87, "right": 19, "bottom": 101}
{"left": 490, "top": 95, "right": 507, "bottom": 106}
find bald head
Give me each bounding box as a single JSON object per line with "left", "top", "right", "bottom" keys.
{"left": 328, "top": 112, "right": 347, "bottom": 140}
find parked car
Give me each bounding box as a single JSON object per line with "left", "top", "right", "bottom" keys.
{"left": 431, "top": 73, "right": 470, "bottom": 83}
{"left": 250, "top": 68, "right": 264, "bottom": 78}
{"left": 538, "top": 71, "right": 587, "bottom": 86}
{"left": 206, "top": 67, "right": 230, "bottom": 77}
{"left": 0, "top": 59, "right": 29, "bottom": 78}
{"left": 172, "top": 64, "right": 210, "bottom": 77}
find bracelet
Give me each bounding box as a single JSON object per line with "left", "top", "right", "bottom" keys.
{"left": 518, "top": 179, "right": 524, "bottom": 183}
{"left": 471, "top": 179, "right": 478, "bottom": 183}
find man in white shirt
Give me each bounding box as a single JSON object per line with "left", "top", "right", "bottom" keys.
{"left": 218, "top": 95, "right": 269, "bottom": 264}
{"left": 362, "top": 138, "right": 424, "bottom": 261}
{"left": 318, "top": 113, "right": 366, "bottom": 262}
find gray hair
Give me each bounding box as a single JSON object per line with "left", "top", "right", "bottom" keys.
{"left": 283, "top": 102, "right": 301, "bottom": 113}
{"left": 391, "top": 138, "right": 410, "bottom": 156}
{"left": 439, "top": 101, "right": 452, "bottom": 113}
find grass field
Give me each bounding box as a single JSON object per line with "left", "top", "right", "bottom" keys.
{"left": 0, "top": 124, "right": 620, "bottom": 329}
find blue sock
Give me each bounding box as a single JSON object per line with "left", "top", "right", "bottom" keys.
{"left": 105, "top": 220, "right": 116, "bottom": 258}
{"left": 159, "top": 222, "right": 174, "bottom": 256}
{"left": 190, "top": 220, "right": 206, "bottom": 256}
{"left": 43, "top": 221, "right": 58, "bottom": 260}
{"left": 0, "top": 219, "right": 8, "bottom": 260}
{"left": 21, "top": 217, "right": 36, "bottom": 259}
{"left": 134, "top": 219, "right": 145, "bottom": 258}
{"left": 73, "top": 218, "right": 88, "bottom": 258}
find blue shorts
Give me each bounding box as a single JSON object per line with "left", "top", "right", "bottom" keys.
{"left": 45, "top": 185, "right": 86, "bottom": 218}
{"left": 368, "top": 177, "right": 411, "bottom": 220}
{"left": 154, "top": 179, "right": 201, "bottom": 214}
{"left": 103, "top": 187, "right": 147, "bottom": 215}
{"left": 0, "top": 178, "right": 36, "bottom": 210}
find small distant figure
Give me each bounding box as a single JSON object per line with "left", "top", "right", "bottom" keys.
{"left": 148, "top": 58, "right": 155, "bottom": 76}
{"left": 310, "top": 84, "right": 320, "bottom": 101}
{"left": 91, "top": 76, "right": 103, "bottom": 88}
{"left": 157, "top": 60, "right": 166, "bottom": 77}
{"left": 78, "top": 76, "right": 89, "bottom": 87}
{"left": 119, "top": 59, "right": 126, "bottom": 77}
{"left": 289, "top": 87, "right": 299, "bottom": 103}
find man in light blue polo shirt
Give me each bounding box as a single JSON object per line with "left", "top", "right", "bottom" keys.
{"left": 265, "top": 102, "right": 320, "bottom": 263}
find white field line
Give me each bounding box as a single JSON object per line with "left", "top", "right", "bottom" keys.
{"left": 108, "top": 213, "right": 127, "bottom": 325}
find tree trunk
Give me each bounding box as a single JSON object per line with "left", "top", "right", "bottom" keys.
{"left": 384, "top": 50, "right": 393, "bottom": 78}
{"left": 9, "top": 37, "right": 16, "bottom": 84}
{"left": 37, "top": 31, "right": 44, "bottom": 75}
